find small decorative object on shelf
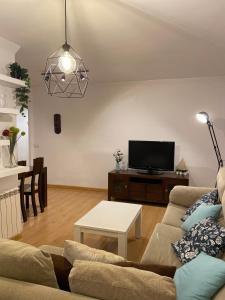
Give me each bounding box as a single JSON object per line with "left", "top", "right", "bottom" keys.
{"left": 2, "top": 127, "right": 26, "bottom": 168}
{"left": 176, "top": 158, "right": 188, "bottom": 176}
{"left": 8, "top": 62, "right": 30, "bottom": 117}
{"left": 113, "top": 149, "right": 124, "bottom": 172}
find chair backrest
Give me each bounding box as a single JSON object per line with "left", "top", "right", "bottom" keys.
{"left": 31, "top": 157, "right": 44, "bottom": 190}
{"left": 33, "top": 157, "right": 44, "bottom": 175}
{"left": 18, "top": 160, "right": 27, "bottom": 166}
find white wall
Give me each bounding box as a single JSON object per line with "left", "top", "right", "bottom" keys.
{"left": 31, "top": 76, "right": 225, "bottom": 188}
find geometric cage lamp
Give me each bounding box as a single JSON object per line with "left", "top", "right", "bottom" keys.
{"left": 42, "top": 0, "right": 89, "bottom": 98}
{"left": 196, "top": 111, "right": 223, "bottom": 170}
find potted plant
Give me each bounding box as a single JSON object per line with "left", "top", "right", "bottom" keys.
{"left": 9, "top": 62, "right": 30, "bottom": 117}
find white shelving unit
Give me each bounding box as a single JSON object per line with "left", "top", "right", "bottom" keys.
{"left": 0, "top": 73, "right": 26, "bottom": 178}
{"left": 0, "top": 166, "right": 29, "bottom": 179}
{"left": 0, "top": 108, "right": 19, "bottom": 115}
{"left": 0, "top": 73, "right": 26, "bottom": 88}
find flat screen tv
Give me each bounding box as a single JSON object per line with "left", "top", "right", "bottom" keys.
{"left": 128, "top": 140, "right": 175, "bottom": 173}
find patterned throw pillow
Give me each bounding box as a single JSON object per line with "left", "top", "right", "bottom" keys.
{"left": 172, "top": 238, "right": 200, "bottom": 264}
{"left": 186, "top": 217, "right": 225, "bottom": 257}
{"left": 181, "top": 189, "right": 219, "bottom": 222}
{"left": 172, "top": 217, "right": 225, "bottom": 264}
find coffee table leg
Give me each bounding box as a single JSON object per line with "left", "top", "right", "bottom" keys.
{"left": 74, "top": 226, "right": 84, "bottom": 243}
{"left": 135, "top": 210, "right": 142, "bottom": 239}
{"left": 118, "top": 233, "right": 127, "bottom": 259}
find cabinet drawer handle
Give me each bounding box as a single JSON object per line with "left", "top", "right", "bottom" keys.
{"left": 125, "top": 185, "right": 128, "bottom": 189}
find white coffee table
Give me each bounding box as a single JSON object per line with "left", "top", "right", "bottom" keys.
{"left": 74, "top": 200, "right": 142, "bottom": 258}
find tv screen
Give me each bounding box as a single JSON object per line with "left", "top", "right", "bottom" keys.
{"left": 128, "top": 140, "right": 175, "bottom": 171}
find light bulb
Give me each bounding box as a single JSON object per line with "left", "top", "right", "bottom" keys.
{"left": 58, "top": 51, "right": 76, "bottom": 74}
{"left": 196, "top": 112, "right": 209, "bottom": 124}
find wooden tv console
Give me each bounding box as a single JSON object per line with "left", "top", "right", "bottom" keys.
{"left": 108, "top": 169, "right": 189, "bottom": 205}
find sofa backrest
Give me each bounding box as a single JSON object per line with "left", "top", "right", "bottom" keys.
{"left": 217, "top": 167, "right": 225, "bottom": 201}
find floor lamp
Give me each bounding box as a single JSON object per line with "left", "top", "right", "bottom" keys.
{"left": 196, "top": 112, "right": 223, "bottom": 171}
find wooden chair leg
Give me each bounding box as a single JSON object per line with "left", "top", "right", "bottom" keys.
{"left": 26, "top": 195, "right": 29, "bottom": 209}
{"left": 20, "top": 194, "right": 27, "bottom": 222}
{"left": 38, "top": 191, "right": 44, "bottom": 213}
{"left": 31, "top": 193, "right": 37, "bottom": 216}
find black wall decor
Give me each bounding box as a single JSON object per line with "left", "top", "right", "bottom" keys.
{"left": 54, "top": 114, "right": 61, "bottom": 134}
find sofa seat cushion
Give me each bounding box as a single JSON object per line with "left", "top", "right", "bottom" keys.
{"left": 161, "top": 203, "right": 186, "bottom": 228}
{"left": 0, "top": 277, "right": 96, "bottom": 300}
{"left": 69, "top": 260, "right": 176, "bottom": 300}
{"left": 141, "top": 223, "right": 182, "bottom": 267}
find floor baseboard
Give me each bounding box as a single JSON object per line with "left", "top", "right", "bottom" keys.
{"left": 48, "top": 184, "right": 107, "bottom": 192}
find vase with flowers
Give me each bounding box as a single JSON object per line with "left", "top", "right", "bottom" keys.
{"left": 2, "top": 127, "right": 26, "bottom": 168}
{"left": 113, "top": 149, "right": 124, "bottom": 172}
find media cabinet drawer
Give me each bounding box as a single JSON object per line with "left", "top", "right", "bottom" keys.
{"left": 147, "top": 184, "right": 163, "bottom": 193}
{"left": 129, "top": 182, "right": 146, "bottom": 201}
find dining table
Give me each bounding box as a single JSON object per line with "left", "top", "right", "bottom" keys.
{"left": 18, "top": 166, "right": 47, "bottom": 222}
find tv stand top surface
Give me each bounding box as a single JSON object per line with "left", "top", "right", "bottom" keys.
{"left": 109, "top": 169, "right": 189, "bottom": 180}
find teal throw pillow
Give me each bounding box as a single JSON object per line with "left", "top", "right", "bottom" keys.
{"left": 181, "top": 203, "right": 221, "bottom": 231}
{"left": 174, "top": 252, "right": 225, "bottom": 300}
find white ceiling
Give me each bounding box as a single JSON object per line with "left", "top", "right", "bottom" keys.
{"left": 0, "top": 0, "right": 225, "bottom": 82}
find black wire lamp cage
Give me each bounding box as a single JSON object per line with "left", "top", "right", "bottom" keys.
{"left": 42, "top": 0, "right": 89, "bottom": 98}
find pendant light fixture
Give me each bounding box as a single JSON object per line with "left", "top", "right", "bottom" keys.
{"left": 43, "top": 0, "right": 88, "bottom": 98}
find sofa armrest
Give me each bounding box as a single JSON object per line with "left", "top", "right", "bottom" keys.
{"left": 169, "top": 186, "right": 214, "bottom": 208}
{"left": 0, "top": 277, "right": 96, "bottom": 300}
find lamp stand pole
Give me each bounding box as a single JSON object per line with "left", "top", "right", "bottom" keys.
{"left": 207, "top": 121, "right": 223, "bottom": 171}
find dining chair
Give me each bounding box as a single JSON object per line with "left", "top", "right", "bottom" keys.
{"left": 24, "top": 157, "right": 44, "bottom": 216}
{"left": 18, "top": 160, "right": 27, "bottom": 166}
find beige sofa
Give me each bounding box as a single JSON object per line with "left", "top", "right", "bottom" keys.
{"left": 141, "top": 166, "right": 225, "bottom": 299}
{"left": 1, "top": 167, "right": 225, "bottom": 299}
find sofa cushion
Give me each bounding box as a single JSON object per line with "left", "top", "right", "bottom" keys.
{"left": 187, "top": 217, "right": 225, "bottom": 257}
{"left": 51, "top": 254, "right": 72, "bottom": 292}
{"left": 64, "top": 240, "right": 125, "bottom": 265}
{"left": 114, "top": 261, "right": 176, "bottom": 278}
{"left": 0, "top": 239, "right": 58, "bottom": 288}
{"left": 69, "top": 260, "right": 176, "bottom": 300}
{"left": 174, "top": 252, "right": 225, "bottom": 300}
{"left": 0, "top": 276, "right": 96, "bottom": 300}
{"left": 141, "top": 223, "right": 182, "bottom": 267}
{"left": 181, "top": 204, "right": 222, "bottom": 231}
{"left": 181, "top": 189, "right": 219, "bottom": 222}
{"left": 39, "top": 245, "right": 64, "bottom": 256}
{"left": 161, "top": 203, "right": 186, "bottom": 228}
{"left": 172, "top": 217, "right": 225, "bottom": 264}
{"left": 172, "top": 237, "right": 199, "bottom": 264}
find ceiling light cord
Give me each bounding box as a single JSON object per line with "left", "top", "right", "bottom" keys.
{"left": 65, "top": 0, "right": 67, "bottom": 44}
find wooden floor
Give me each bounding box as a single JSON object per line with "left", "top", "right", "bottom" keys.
{"left": 18, "top": 187, "right": 166, "bottom": 262}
